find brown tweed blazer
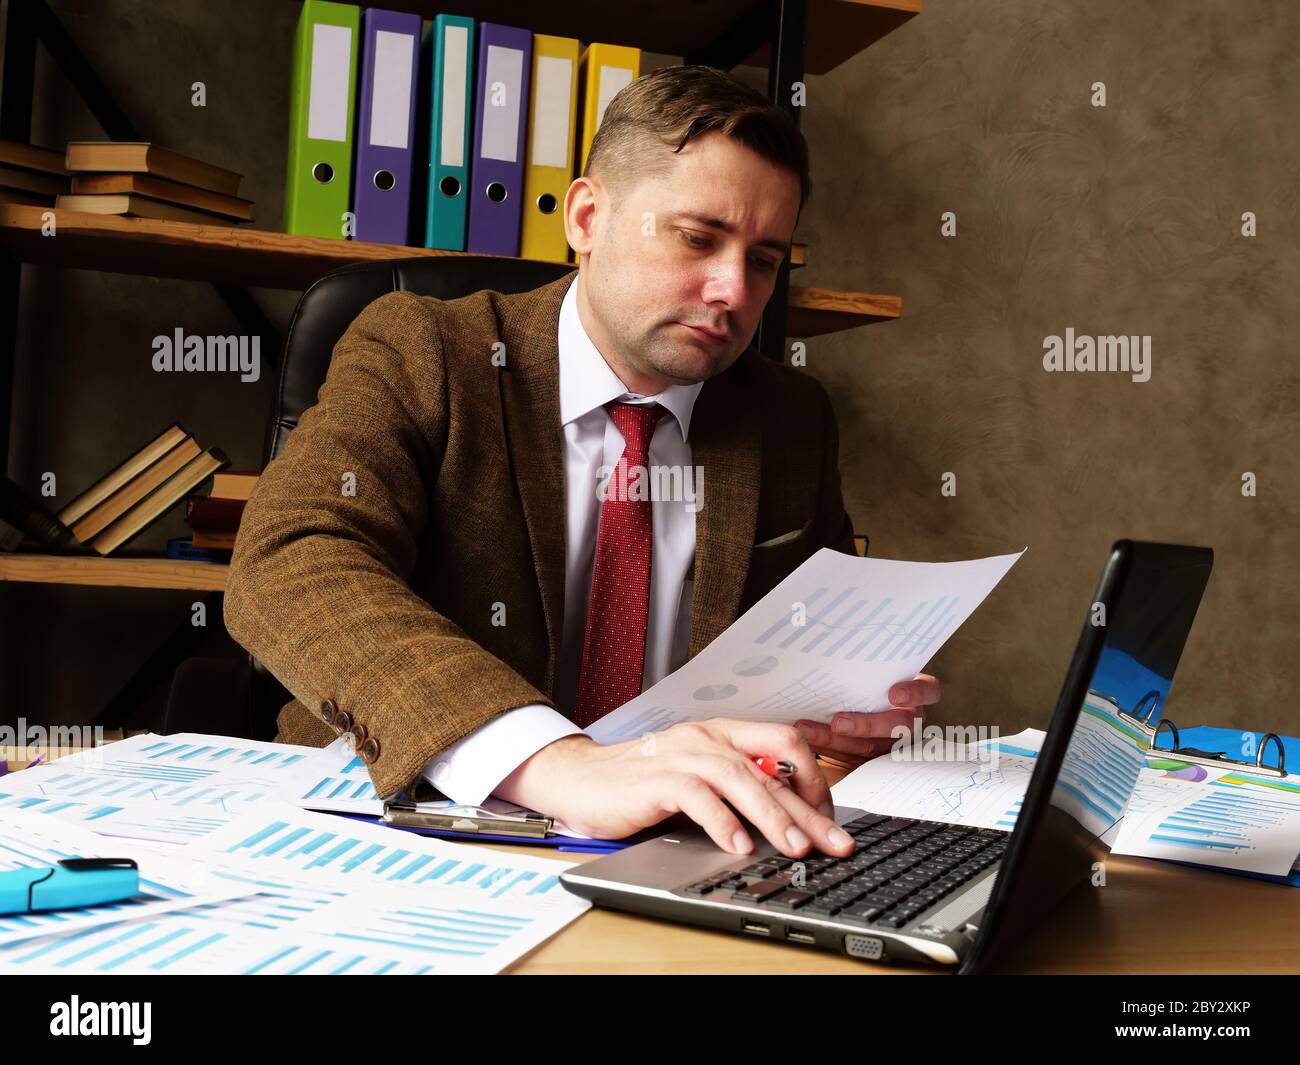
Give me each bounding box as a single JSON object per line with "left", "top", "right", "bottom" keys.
{"left": 222, "top": 268, "right": 859, "bottom": 799}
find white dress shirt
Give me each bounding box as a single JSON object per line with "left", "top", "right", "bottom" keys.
{"left": 421, "top": 273, "right": 704, "bottom": 805}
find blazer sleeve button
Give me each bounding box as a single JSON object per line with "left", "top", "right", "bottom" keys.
{"left": 319, "top": 698, "right": 338, "bottom": 724}
{"left": 360, "top": 737, "right": 380, "bottom": 764}
{"left": 335, "top": 710, "right": 353, "bottom": 733}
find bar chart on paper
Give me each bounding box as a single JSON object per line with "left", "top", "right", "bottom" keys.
{"left": 210, "top": 813, "right": 567, "bottom": 900}
{"left": 0, "top": 888, "right": 423, "bottom": 975}
{"left": 1052, "top": 697, "right": 1150, "bottom": 836}
{"left": 1115, "top": 766, "right": 1300, "bottom": 875}
{"left": 754, "top": 587, "right": 966, "bottom": 662}
{"left": 0, "top": 789, "right": 240, "bottom": 842}
{"left": 0, "top": 811, "right": 254, "bottom": 947}
{"left": 0, "top": 733, "right": 323, "bottom": 843}
{"left": 297, "top": 753, "right": 378, "bottom": 804}
{"left": 586, "top": 547, "right": 1025, "bottom": 744}
{"left": 0, "top": 891, "right": 530, "bottom": 975}
{"left": 33, "top": 733, "right": 309, "bottom": 797}
{"left": 178, "top": 803, "right": 591, "bottom": 972}
{"left": 0, "top": 738, "right": 301, "bottom": 842}
{"left": 278, "top": 739, "right": 393, "bottom": 815}
{"left": 0, "top": 804, "right": 592, "bottom": 975}
{"left": 0, "top": 770, "right": 274, "bottom": 808}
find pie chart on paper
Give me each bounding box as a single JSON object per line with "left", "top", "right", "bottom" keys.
{"left": 693, "top": 684, "right": 739, "bottom": 701}
{"left": 733, "top": 655, "right": 779, "bottom": 677}
{"left": 1148, "top": 758, "right": 1209, "bottom": 782}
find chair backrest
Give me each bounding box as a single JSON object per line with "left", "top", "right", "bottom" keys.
{"left": 262, "top": 255, "right": 574, "bottom": 460}
{"left": 247, "top": 256, "right": 575, "bottom": 730}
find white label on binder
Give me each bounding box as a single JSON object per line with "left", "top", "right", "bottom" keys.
{"left": 308, "top": 23, "right": 353, "bottom": 143}
{"left": 531, "top": 56, "right": 573, "bottom": 169}
{"left": 596, "top": 65, "right": 634, "bottom": 129}
{"left": 369, "top": 31, "right": 415, "bottom": 149}
{"left": 481, "top": 45, "right": 524, "bottom": 163}
{"left": 440, "top": 25, "right": 469, "bottom": 167}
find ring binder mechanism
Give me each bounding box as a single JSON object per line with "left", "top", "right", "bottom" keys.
{"left": 1149, "top": 718, "right": 1287, "bottom": 778}
{"left": 1108, "top": 688, "right": 1288, "bottom": 777}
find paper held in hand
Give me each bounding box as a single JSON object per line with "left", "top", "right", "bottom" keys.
{"left": 584, "top": 546, "right": 1026, "bottom": 745}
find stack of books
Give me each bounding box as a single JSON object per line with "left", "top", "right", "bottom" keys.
{"left": 0, "top": 140, "right": 71, "bottom": 206}
{"left": 55, "top": 424, "right": 229, "bottom": 555}
{"left": 179, "top": 469, "right": 259, "bottom": 557}
{"left": 57, "top": 142, "right": 254, "bottom": 225}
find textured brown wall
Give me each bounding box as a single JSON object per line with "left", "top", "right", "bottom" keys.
{"left": 2, "top": 0, "right": 1295, "bottom": 742}
{"left": 797, "top": 0, "right": 1299, "bottom": 739}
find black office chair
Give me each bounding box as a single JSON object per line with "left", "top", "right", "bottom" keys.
{"left": 164, "top": 255, "right": 575, "bottom": 739}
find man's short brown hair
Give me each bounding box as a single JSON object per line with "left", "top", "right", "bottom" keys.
{"left": 583, "top": 64, "right": 811, "bottom": 215}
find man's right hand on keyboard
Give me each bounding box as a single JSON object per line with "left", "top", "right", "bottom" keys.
{"left": 494, "top": 719, "right": 857, "bottom": 858}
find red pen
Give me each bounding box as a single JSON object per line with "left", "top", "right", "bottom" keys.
{"left": 752, "top": 757, "right": 797, "bottom": 779}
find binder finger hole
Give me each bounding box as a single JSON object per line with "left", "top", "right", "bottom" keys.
{"left": 439, "top": 175, "right": 462, "bottom": 198}
{"left": 312, "top": 162, "right": 335, "bottom": 184}
{"left": 372, "top": 169, "right": 395, "bottom": 192}
{"left": 537, "top": 193, "right": 558, "bottom": 215}
{"left": 486, "top": 181, "right": 508, "bottom": 204}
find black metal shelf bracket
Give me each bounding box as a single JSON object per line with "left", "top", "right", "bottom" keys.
{"left": 686, "top": 0, "right": 808, "bottom": 363}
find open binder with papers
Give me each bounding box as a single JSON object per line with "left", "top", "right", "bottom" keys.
{"left": 829, "top": 723, "right": 1300, "bottom": 889}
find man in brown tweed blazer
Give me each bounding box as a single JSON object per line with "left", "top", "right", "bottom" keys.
{"left": 224, "top": 65, "right": 940, "bottom": 859}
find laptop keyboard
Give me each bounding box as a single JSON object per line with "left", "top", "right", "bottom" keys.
{"left": 680, "top": 814, "right": 1008, "bottom": 929}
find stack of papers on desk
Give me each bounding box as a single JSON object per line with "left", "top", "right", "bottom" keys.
{"left": 0, "top": 809, "right": 255, "bottom": 947}
{"left": 830, "top": 729, "right": 1300, "bottom": 883}
{"left": 0, "top": 735, "right": 590, "bottom": 973}
{"left": 277, "top": 737, "right": 594, "bottom": 838}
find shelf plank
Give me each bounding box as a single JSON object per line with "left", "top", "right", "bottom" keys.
{"left": 0, "top": 203, "right": 800, "bottom": 282}
{"left": 0, "top": 553, "right": 229, "bottom": 591}
{"left": 282, "top": 0, "right": 920, "bottom": 75}
{"left": 787, "top": 286, "right": 900, "bottom": 335}
{"left": 0, "top": 205, "right": 899, "bottom": 335}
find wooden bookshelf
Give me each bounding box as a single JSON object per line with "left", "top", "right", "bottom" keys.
{"left": 0, "top": 538, "right": 873, "bottom": 593}
{"left": 0, "top": 553, "right": 229, "bottom": 591}
{"left": 0, "top": 528, "right": 873, "bottom": 592}
{"left": 0, "top": 205, "right": 899, "bottom": 335}
{"left": 0, "top": 202, "right": 802, "bottom": 279}
{"left": 286, "top": 0, "right": 921, "bottom": 75}
{"left": 0, "top": 0, "right": 913, "bottom": 726}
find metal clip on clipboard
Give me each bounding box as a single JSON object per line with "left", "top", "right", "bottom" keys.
{"left": 381, "top": 800, "right": 554, "bottom": 839}
{"left": 1150, "top": 718, "right": 1287, "bottom": 778}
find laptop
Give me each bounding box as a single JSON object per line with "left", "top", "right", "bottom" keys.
{"left": 559, "top": 540, "right": 1213, "bottom": 973}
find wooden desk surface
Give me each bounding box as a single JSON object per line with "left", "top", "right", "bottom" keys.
{"left": 4, "top": 747, "right": 1295, "bottom": 974}
{"left": 489, "top": 763, "right": 1299, "bottom": 975}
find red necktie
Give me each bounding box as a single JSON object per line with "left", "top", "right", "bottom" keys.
{"left": 573, "top": 400, "right": 666, "bottom": 729}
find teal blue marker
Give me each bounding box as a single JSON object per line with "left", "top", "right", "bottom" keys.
{"left": 0, "top": 859, "right": 139, "bottom": 914}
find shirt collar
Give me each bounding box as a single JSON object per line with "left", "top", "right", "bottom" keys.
{"left": 558, "top": 272, "right": 703, "bottom": 442}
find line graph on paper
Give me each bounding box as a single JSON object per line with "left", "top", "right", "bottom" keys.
{"left": 750, "top": 667, "right": 862, "bottom": 716}
{"left": 834, "top": 755, "right": 1037, "bottom": 829}
{"left": 754, "top": 586, "right": 964, "bottom": 663}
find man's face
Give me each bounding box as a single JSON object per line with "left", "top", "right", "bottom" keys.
{"left": 565, "top": 131, "right": 801, "bottom": 391}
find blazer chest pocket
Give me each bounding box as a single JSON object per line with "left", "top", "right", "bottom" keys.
{"left": 750, "top": 518, "right": 813, "bottom": 574}
{"left": 754, "top": 520, "right": 811, "bottom": 551}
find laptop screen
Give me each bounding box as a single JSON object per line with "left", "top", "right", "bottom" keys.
{"left": 967, "top": 540, "right": 1213, "bottom": 973}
